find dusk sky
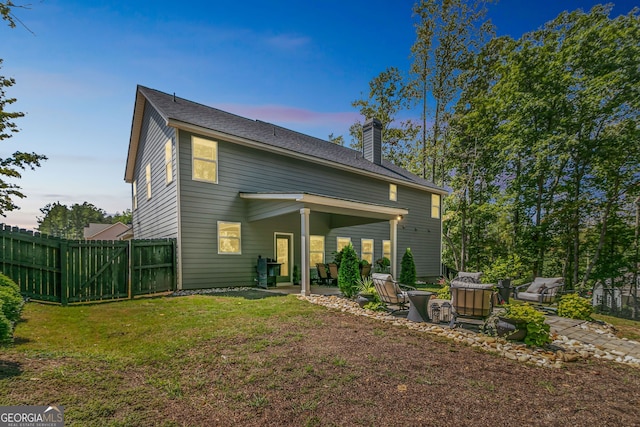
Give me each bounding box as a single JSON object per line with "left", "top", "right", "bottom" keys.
{"left": 1, "top": 0, "right": 637, "bottom": 230}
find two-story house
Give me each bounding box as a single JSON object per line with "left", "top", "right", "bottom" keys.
{"left": 124, "top": 86, "right": 447, "bottom": 295}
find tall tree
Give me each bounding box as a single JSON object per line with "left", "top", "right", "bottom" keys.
{"left": 410, "top": 0, "right": 495, "bottom": 185}
{"left": 0, "top": 1, "right": 46, "bottom": 216}
{"left": 38, "top": 202, "right": 108, "bottom": 239}
{"left": 0, "top": 1, "right": 16, "bottom": 27}
{"left": 109, "top": 209, "right": 132, "bottom": 225}
{"left": 350, "top": 67, "right": 419, "bottom": 173}
{"left": 446, "top": 5, "right": 640, "bottom": 289}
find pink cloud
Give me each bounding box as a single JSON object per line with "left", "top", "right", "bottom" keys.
{"left": 213, "top": 103, "right": 361, "bottom": 127}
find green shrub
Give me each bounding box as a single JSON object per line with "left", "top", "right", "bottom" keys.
{"left": 437, "top": 284, "right": 451, "bottom": 300}
{"left": 558, "top": 293, "right": 593, "bottom": 320}
{"left": 0, "top": 273, "right": 20, "bottom": 294}
{"left": 399, "top": 248, "right": 416, "bottom": 288}
{"left": 482, "top": 254, "right": 527, "bottom": 285}
{"left": 337, "top": 244, "right": 360, "bottom": 298}
{"left": 502, "top": 303, "right": 550, "bottom": 347}
{"left": 363, "top": 301, "right": 386, "bottom": 311}
{"left": 331, "top": 250, "right": 343, "bottom": 269}
{"left": 0, "top": 305, "right": 12, "bottom": 344}
{"left": 0, "top": 273, "right": 24, "bottom": 342}
{"left": 0, "top": 273, "right": 23, "bottom": 324}
{"left": 374, "top": 257, "right": 390, "bottom": 273}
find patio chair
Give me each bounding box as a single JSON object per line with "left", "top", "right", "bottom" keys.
{"left": 513, "top": 277, "right": 564, "bottom": 305}
{"left": 371, "top": 273, "right": 416, "bottom": 313}
{"left": 449, "top": 271, "right": 494, "bottom": 328}
{"left": 360, "top": 263, "right": 372, "bottom": 278}
{"left": 316, "top": 263, "right": 333, "bottom": 285}
{"left": 328, "top": 263, "right": 339, "bottom": 285}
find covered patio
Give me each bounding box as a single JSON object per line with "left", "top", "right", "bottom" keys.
{"left": 240, "top": 192, "right": 408, "bottom": 296}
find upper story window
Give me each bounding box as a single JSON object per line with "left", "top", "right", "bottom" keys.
{"left": 389, "top": 184, "right": 397, "bottom": 201}
{"left": 192, "top": 135, "right": 218, "bottom": 183}
{"left": 310, "top": 235, "right": 325, "bottom": 265}
{"left": 218, "top": 221, "right": 241, "bottom": 254}
{"left": 361, "top": 239, "right": 374, "bottom": 264}
{"left": 431, "top": 194, "right": 441, "bottom": 219}
{"left": 145, "top": 163, "right": 152, "bottom": 200}
{"left": 336, "top": 237, "right": 351, "bottom": 253}
{"left": 133, "top": 180, "right": 138, "bottom": 210}
{"left": 165, "top": 140, "right": 173, "bottom": 184}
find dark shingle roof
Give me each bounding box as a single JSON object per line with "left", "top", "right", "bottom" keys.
{"left": 137, "top": 85, "right": 445, "bottom": 193}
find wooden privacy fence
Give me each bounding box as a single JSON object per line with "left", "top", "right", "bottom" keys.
{"left": 0, "top": 224, "right": 176, "bottom": 305}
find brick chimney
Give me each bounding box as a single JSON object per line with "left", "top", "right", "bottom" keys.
{"left": 362, "top": 118, "right": 382, "bottom": 165}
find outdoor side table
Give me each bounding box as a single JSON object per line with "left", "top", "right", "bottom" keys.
{"left": 407, "top": 291, "right": 434, "bottom": 322}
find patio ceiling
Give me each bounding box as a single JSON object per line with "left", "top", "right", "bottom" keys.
{"left": 239, "top": 192, "right": 408, "bottom": 224}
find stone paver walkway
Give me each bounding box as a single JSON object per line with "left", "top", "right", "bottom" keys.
{"left": 546, "top": 315, "right": 640, "bottom": 359}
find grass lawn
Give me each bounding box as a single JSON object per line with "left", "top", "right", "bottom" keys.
{"left": 2, "top": 291, "right": 640, "bottom": 426}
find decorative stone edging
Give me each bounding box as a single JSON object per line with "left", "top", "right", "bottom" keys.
{"left": 298, "top": 294, "right": 640, "bottom": 369}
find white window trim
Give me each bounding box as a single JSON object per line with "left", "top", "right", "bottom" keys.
{"left": 165, "top": 139, "right": 173, "bottom": 185}
{"left": 145, "top": 163, "right": 152, "bottom": 200}
{"left": 389, "top": 183, "right": 397, "bottom": 201}
{"left": 336, "top": 237, "right": 351, "bottom": 252}
{"left": 132, "top": 180, "right": 138, "bottom": 210}
{"left": 382, "top": 240, "right": 391, "bottom": 260}
{"left": 431, "top": 194, "right": 441, "bottom": 219}
{"left": 192, "top": 135, "right": 218, "bottom": 184}
{"left": 310, "top": 235, "right": 325, "bottom": 265}
{"left": 217, "top": 221, "right": 241, "bottom": 255}
{"left": 361, "top": 238, "right": 374, "bottom": 264}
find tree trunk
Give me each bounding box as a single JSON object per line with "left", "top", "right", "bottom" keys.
{"left": 582, "top": 181, "right": 618, "bottom": 287}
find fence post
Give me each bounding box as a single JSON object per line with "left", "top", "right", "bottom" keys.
{"left": 172, "top": 239, "right": 177, "bottom": 291}
{"left": 128, "top": 239, "right": 133, "bottom": 299}
{"left": 60, "top": 240, "right": 68, "bottom": 306}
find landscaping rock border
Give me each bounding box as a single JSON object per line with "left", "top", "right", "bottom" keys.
{"left": 299, "top": 294, "right": 640, "bottom": 369}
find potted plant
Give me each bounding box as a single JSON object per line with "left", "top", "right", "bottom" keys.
{"left": 355, "top": 276, "right": 377, "bottom": 308}
{"left": 496, "top": 303, "right": 550, "bottom": 346}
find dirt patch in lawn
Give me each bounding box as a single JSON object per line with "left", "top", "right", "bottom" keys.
{"left": 2, "top": 303, "right": 640, "bottom": 426}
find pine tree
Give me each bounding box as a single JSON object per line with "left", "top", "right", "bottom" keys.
{"left": 338, "top": 244, "right": 360, "bottom": 298}
{"left": 400, "top": 248, "right": 417, "bottom": 287}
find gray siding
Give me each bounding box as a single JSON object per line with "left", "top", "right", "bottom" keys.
{"left": 131, "top": 104, "right": 178, "bottom": 239}
{"left": 177, "top": 130, "right": 441, "bottom": 289}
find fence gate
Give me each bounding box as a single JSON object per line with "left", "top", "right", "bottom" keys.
{"left": 130, "top": 239, "right": 176, "bottom": 296}
{"left": 62, "top": 240, "right": 130, "bottom": 304}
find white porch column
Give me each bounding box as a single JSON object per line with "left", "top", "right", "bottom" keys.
{"left": 300, "top": 208, "right": 311, "bottom": 296}
{"left": 390, "top": 219, "right": 398, "bottom": 278}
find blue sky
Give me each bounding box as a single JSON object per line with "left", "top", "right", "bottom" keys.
{"left": 1, "top": 0, "right": 637, "bottom": 229}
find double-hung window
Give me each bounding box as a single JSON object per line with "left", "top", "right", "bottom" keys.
{"left": 310, "top": 236, "right": 325, "bottom": 265}
{"left": 382, "top": 240, "right": 391, "bottom": 261}
{"left": 389, "top": 183, "right": 397, "bottom": 201}
{"left": 133, "top": 180, "right": 138, "bottom": 210}
{"left": 336, "top": 237, "right": 351, "bottom": 252}
{"left": 165, "top": 140, "right": 173, "bottom": 184}
{"left": 218, "top": 221, "right": 241, "bottom": 254}
{"left": 361, "top": 239, "right": 374, "bottom": 264}
{"left": 145, "top": 163, "right": 152, "bottom": 200}
{"left": 192, "top": 136, "right": 218, "bottom": 183}
{"left": 431, "top": 194, "right": 441, "bottom": 219}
